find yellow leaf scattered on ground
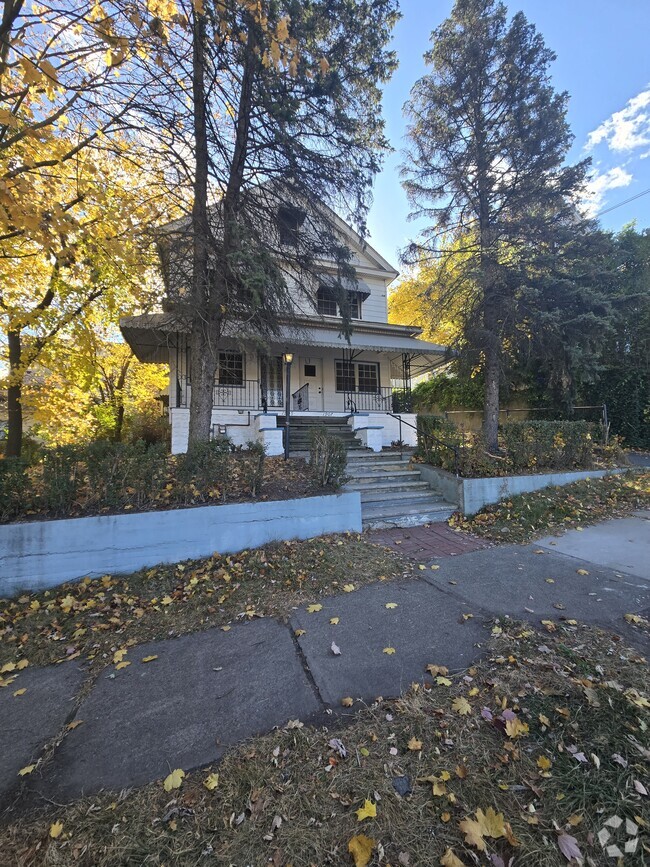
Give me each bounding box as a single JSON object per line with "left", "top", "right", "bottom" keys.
{"left": 348, "top": 834, "right": 375, "bottom": 867}
{"left": 49, "top": 821, "right": 63, "bottom": 839}
{"left": 142, "top": 655, "right": 158, "bottom": 663}
{"left": 18, "top": 765, "right": 35, "bottom": 776}
{"left": 330, "top": 617, "right": 340, "bottom": 625}
{"left": 203, "top": 773, "right": 219, "bottom": 791}
{"left": 161, "top": 596, "right": 173, "bottom": 605}
{"left": 355, "top": 799, "right": 377, "bottom": 821}
{"left": 440, "top": 848, "right": 467, "bottom": 867}
{"left": 436, "top": 676, "right": 452, "bottom": 686}
{"left": 427, "top": 664, "right": 449, "bottom": 677}
{"left": 576, "top": 569, "right": 589, "bottom": 575}
{"left": 307, "top": 604, "right": 322, "bottom": 613}
{"left": 430, "top": 564, "right": 440, "bottom": 570}
{"left": 407, "top": 737, "right": 423, "bottom": 751}
{"left": 221, "top": 625, "right": 231, "bottom": 632}
{"left": 16, "top": 659, "right": 29, "bottom": 670}
{"left": 294, "top": 629, "right": 306, "bottom": 636}
{"left": 458, "top": 816, "right": 487, "bottom": 851}
{"left": 163, "top": 769, "right": 185, "bottom": 791}
{"left": 13, "top": 688, "right": 26, "bottom": 697}
{"left": 115, "top": 661, "right": 131, "bottom": 670}
{"left": 383, "top": 647, "right": 396, "bottom": 655}
{"left": 452, "top": 697, "right": 472, "bottom": 715}
{"left": 505, "top": 716, "right": 529, "bottom": 738}
{"left": 343, "top": 584, "right": 355, "bottom": 592}
{"left": 537, "top": 755, "right": 552, "bottom": 770}
{"left": 385, "top": 603, "right": 398, "bottom": 609}
{"left": 341, "top": 697, "right": 354, "bottom": 707}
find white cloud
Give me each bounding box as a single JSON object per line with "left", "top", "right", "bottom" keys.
{"left": 581, "top": 165, "right": 633, "bottom": 216}
{"left": 585, "top": 86, "right": 650, "bottom": 152}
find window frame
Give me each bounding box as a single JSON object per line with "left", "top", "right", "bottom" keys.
{"left": 317, "top": 287, "right": 363, "bottom": 319}
{"left": 216, "top": 351, "right": 245, "bottom": 387}
{"left": 335, "top": 359, "right": 380, "bottom": 393}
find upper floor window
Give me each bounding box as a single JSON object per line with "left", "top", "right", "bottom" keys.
{"left": 317, "top": 286, "right": 362, "bottom": 319}
{"left": 277, "top": 205, "right": 301, "bottom": 247}
{"left": 217, "top": 351, "right": 244, "bottom": 386}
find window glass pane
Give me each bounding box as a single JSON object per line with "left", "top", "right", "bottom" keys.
{"left": 217, "top": 351, "right": 244, "bottom": 386}
{"left": 317, "top": 286, "right": 338, "bottom": 316}
{"left": 278, "top": 206, "right": 299, "bottom": 246}
{"left": 347, "top": 292, "right": 361, "bottom": 319}
{"left": 335, "top": 360, "right": 356, "bottom": 392}
{"left": 357, "top": 362, "right": 378, "bottom": 393}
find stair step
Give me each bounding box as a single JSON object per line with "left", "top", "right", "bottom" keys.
{"left": 360, "top": 489, "right": 443, "bottom": 504}
{"left": 349, "top": 469, "right": 421, "bottom": 482}
{"left": 345, "top": 480, "right": 430, "bottom": 494}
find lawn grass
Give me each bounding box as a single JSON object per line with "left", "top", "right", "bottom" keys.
{"left": 450, "top": 470, "right": 650, "bottom": 543}
{"left": 1, "top": 621, "right": 648, "bottom": 865}
{"left": 0, "top": 534, "right": 408, "bottom": 671}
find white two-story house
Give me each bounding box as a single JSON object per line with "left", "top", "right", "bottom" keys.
{"left": 120, "top": 203, "right": 447, "bottom": 456}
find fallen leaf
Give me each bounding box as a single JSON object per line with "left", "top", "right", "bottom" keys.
{"left": 18, "top": 764, "right": 35, "bottom": 776}
{"left": 537, "top": 755, "right": 552, "bottom": 771}
{"left": 355, "top": 799, "right": 377, "bottom": 821}
{"left": 66, "top": 720, "right": 83, "bottom": 731}
{"left": 203, "top": 772, "right": 219, "bottom": 791}
{"left": 49, "top": 821, "right": 64, "bottom": 839}
{"left": 163, "top": 769, "right": 185, "bottom": 791}
{"left": 458, "top": 816, "right": 487, "bottom": 851}
{"left": 385, "top": 603, "right": 398, "bottom": 609}
{"left": 331, "top": 641, "right": 341, "bottom": 656}
{"left": 341, "top": 697, "right": 354, "bottom": 707}
{"left": 115, "top": 661, "right": 131, "bottom": 670}
{"left": 307, "top": 604, "right": 322, "bottom": 613}
{"left": 383, "top": 647, "right": 396, "bottom": 655}
{"left": 430, "top": 564, "right": 440, "bottom": 570}
{"left": 436, "top": 676, "right": 452, "bottom": 687}
{"left": 633, "top": 779, "right": 648, "bottom": 796}
{"left": 407, "top": 737, "right": 423, "bottom": 751}
{"left": 576, "top": 569, "right": 589, "bottom": 576}
{"left": 294, "top": 629, "right": 306, "bottom": 636}
{"left": 142, "top": 655, "right": 158, "bottom": 663}
{"left": 348, "top": 834, "right": 375, "bottom": 867}
{"left": 427, "top": 664, "right": 449, "bottom": 677}
{"left": 13, "top": 688, "right": 26, "bottom": 697}
{"left": 330, "top": 617, "right": 340, "bottom": 625}
{"left": 505, "top": 716, "right": 529, "bottom": 738}
{"left": 440, "top": 848, "right": 467, "bottom": 867}
{"left": 452, "top": 696, "right": 472, "bottom": 716}
{"left": 221, "top": 625, "right": 231, "bottom": 631}
{"left": 557, "top": 832, "right": 582, "bottom": 862}
{"left": 343, "top": 584, "right": 355, "bottom": 592}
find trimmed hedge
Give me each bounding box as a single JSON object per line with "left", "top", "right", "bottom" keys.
{"left": 0, "top": 438, "right": 270, "bottom": 524}
{"left": 417, "top": 416, "right": 625, "bottom": 478}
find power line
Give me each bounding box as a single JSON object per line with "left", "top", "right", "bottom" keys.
{"left": 596, "top": 185, "right": 650, "bottom": 217}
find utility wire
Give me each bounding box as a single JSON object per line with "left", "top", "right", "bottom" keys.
{"left": 596, "top": 185, "right": 650, "bottom": 217}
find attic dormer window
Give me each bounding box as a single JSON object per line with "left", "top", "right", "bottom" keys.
{"left": 277, "top": 205, "right": 301, "bottom": 247}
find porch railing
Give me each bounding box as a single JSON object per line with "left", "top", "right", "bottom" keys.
{"left": 344, "top": 387, "right": 393, "bottom": 413}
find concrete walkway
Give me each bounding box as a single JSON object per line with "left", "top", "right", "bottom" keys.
{"left": 2, "top": 515, "right": 648, "bottom": 809}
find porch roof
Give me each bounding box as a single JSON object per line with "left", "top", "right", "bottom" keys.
{"left": 120, "top": 313, "right": 449, "bottom": 374}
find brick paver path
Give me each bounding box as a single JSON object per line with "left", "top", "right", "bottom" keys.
{"left": 368, "top": 522, "right": 491, "bottom": 559}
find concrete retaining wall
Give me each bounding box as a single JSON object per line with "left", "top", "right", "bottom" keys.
{"left": 0, "top": 492, "right": 362, "bottom": 597}
{"left": 417, "top": 464, "right": 627, "bottom": 516}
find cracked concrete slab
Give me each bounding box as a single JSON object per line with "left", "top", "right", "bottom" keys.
{"left": 291, "top": 579, "right": 488, "bottom": 706}
{"left": 0, "top": 661, "right": 84, "bottom": 801}
{"left": 536, "top": 515, "right": 650, "bottom": 579}
{"left": 421, "top": 545, "right": 650, "bottom": 650}
{"left": 40, "top": 618, "right": 320, "bottom": 799}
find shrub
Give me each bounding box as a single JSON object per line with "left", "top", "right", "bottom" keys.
{"left": 240, "top": 441, "right": 266, "bottom": 496}
{"left": 177, "top": 438, "right": 231, "bottom": 502}
{"left": 86, "top": 440, "right": 168, "bottom": 510}
{"left": 0, "top": 458, "right": 30, "bottom": 522}
{"left": 501, "top": 420, "right": 594, "bottom": 473}
{"left": 39, "top": 445, "right": 83, "bottom": 516}
{"left": 416, "top": 416, "right": 462, "bottom": 473}
{"left": 309, "top": 426, "right": 348, "bottom": 488}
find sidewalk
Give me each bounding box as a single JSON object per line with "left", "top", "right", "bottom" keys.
{"left": 2, "top": 515, "right": 648, "bottom": 809}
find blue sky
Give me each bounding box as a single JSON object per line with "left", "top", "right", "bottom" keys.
{"left": 366, "top": 0, "right": 650, "bottom": 268}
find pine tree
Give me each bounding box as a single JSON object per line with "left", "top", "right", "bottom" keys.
{"left": 402, "top": 0, "right": 592, "bottom": 450}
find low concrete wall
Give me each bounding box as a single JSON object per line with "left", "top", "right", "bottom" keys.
{"left": 417, "top": 464, "right": 627, "bottom": 516}
{"left": 0, "top": 492, "right": 362, "bottom": 597}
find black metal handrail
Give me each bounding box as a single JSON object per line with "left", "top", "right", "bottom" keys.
{"left": 387, "top": 411, "right": 461, "bottom": 476}
{"left": 212, "top": 380, "right": 260, "bottom": 409}
{"left": 292, "top": 383, "right": 309, "bottom": 411}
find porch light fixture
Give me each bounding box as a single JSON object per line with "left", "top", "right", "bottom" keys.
{"left": 284, "top": 352, "right": 294, "bottom": 459}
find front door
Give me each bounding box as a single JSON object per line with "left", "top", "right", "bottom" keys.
{"left": 300, "top": 357, "right": 324, "bottom": 411}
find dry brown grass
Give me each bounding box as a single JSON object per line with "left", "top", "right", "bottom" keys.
{"left": 2, "top": 621, "right": 648, "bottom": 866}
{"left": 0, "top": 534, "right": 409, "bottom": 671}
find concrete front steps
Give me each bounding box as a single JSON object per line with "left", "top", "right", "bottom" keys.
{"left": 344, "top": 451, "right": 457, "bottom": 529}
{"left": 279, "top": 415, "right": 367, "bottom": 456}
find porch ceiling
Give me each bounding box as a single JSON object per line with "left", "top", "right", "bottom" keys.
{"left": 120, "top": 312, "right": 449, "bottom": 371}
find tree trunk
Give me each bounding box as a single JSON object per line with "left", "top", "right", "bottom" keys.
{"left": 483, "top": 336, "right": 500, "bottom": 451}
{"left": 6, "top": 328, "right": 23, "bottom": 458}
{"left": 187, "top": 6, "right": 217, "bottom": 448}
